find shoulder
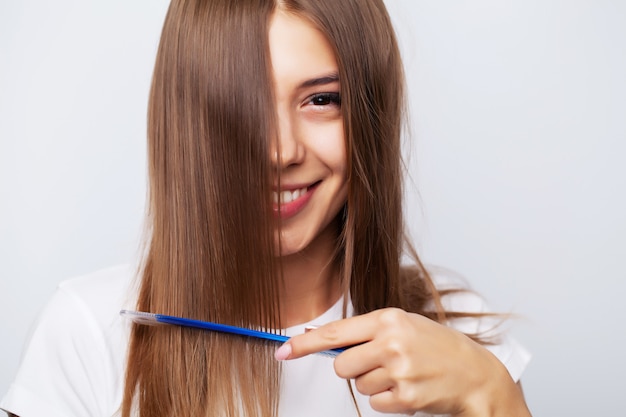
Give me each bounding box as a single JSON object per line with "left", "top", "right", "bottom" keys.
{"left": 45, "top": 263, "right": 138, "bottom": 345}
{"left": 59, "top": 263, "right": 137, "bottom": 300}
{"left": 0, "top": 264, "right": 136, "bottom": 417}
{"left": 424, "top": 266, "right": 494, "bottom": 318}
{"left": 27, "top": 263, "right": 137, "bottom": 352}
{"left": 428, "top": 267, "right": 532, "bottom": 383}
{"left": 40, "top": 263, "right": 137, "bottom": 372}
{"left": 57, "top": 263, "right": 138, "bottom": 322}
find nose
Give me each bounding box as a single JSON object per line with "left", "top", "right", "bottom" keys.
{"left": 270, "top": 106, "right": 304, "bottom": 168}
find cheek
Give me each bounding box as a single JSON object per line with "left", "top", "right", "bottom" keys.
{"left": 306, "top": 120, "right": 346, "bottom": 172}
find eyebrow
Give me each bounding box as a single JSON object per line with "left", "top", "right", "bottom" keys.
{"left": 298, "top": 73, "right": 340, "bottom": 89}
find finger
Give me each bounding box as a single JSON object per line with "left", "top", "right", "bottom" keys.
{"left": 333, "top": 339, "right": 385, "bottom": 379}
{"left": 275, "top": 313, "right": 379, "bottom": 360}
{"left": 353, "top": 367, "right": 393, "bottom": 396}
{"left": 369, "top": 389, "right": 416, "bottom": 415}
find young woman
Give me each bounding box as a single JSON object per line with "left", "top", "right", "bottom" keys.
{"left": 1, "top": 0, "right": 532, "bottom": 416}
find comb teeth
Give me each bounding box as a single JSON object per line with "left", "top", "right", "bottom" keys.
{"left": 120, "top": 310, "right": 348, "bottom": 358}
{"left": 317, "top": 350, "right": 340, "bottom": 358}
{"left": 120, "top": 310, "right": 162, "bottom": 326}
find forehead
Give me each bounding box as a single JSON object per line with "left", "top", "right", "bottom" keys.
{"left": 268, "top": 11, "right": 338, "bottom": 90}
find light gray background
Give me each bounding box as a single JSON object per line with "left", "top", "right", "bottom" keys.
{"left": 1, "top": 1, "right": 625, "bottom": 415}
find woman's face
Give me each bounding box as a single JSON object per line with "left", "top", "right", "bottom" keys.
{"left": 269, "top": 11, "right": 347, "bottom": 257}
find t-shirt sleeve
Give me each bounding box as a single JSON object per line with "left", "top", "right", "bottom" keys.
{"left": 439, "top": 287, "right": 531, "bottom": 383}
{"left": 1, "top": 286, "right": 120, "bottom": 417}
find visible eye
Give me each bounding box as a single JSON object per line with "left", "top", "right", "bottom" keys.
{"left": 308, "top": 92, "right": 341, "bottom": 107}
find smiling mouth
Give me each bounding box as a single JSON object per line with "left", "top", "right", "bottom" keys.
{"left": 272, "top": 181, "right": 321, "bottom": 218}
{"left": 272, "top": 186, "right": 307, "bottom": 204}
{"left": 272, "top": 181, "right": 320, "bottom": 205}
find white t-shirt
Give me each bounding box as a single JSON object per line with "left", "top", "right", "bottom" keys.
{"left": 1, "top": 265, "right": 530, "bottom": 417}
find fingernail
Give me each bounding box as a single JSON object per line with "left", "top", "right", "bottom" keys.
{"left": 274, "top": 343, "right": 292, "bottom": 361}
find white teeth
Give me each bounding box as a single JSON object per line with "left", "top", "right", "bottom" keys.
{"left": 273, "top": 187, "right": 308, "bottom": 204}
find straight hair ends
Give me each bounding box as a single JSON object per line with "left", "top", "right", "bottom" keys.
{"left": 124, "top": 0, "right": 446, "bottom": 416}
{"left": 123, "top": 0, "right": 281, "bottom": 416}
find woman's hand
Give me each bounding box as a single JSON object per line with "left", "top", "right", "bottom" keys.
{"left": 274, "top": 308, "right": 531, "bottom": 417}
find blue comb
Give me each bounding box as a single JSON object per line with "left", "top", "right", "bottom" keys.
{"left": 120, "top": 309, "right": 346, "bottom": 358}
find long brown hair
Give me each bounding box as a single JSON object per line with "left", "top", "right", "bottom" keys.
{"left": 124, "top": 0, "right": 458, "bottom": 415}
{"left": 123, "top": 0, "right": 281, "bottom": 415}
{"left": 281, "top": 0, "right": 448, "bottom": 318}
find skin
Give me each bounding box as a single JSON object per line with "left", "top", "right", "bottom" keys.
{"left": 269, "top": 10, "right": 346, "bottom": 327}
{"left": 269, "top": 10, "right": 532, "bottom": 417}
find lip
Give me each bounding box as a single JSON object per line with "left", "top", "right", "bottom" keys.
{"left": 273, "top": 181, "right": 320, "bottom": 219}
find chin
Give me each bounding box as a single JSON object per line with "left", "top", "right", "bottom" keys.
{"left": 273, "top": 229, "right": 312, "bottom": 258}
{"left": 274, "top": 214, "right": 343, "bottom": 258}
{"left": 275, "top": 239, "right": 308, "bottom": 258}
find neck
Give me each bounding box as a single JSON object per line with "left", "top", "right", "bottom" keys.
{"left": 278, "top": 221, "right": 342, "bottom": 328}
